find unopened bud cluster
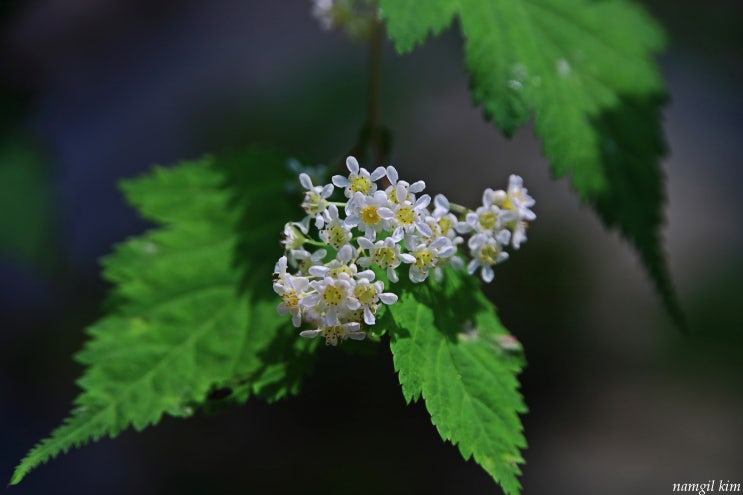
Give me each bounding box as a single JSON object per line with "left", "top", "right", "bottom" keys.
{"left": 273, "top": 157, "right": 535, "bottom": 345}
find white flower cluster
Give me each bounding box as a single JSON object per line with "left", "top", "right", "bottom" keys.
{"left": 460, "top": 175, "right": 536, "bottom": 282}
{"left": 273, "top": 156, "right": 535, "bottom": 345}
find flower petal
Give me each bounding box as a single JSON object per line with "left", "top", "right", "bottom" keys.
{"left": 363, "top": 306, "right": 375, "bottom": 325}
{"left": 337, "top": 244, "right": 354, "bottom": 263}
{"left": 347, "top": 331, "right": 367, "bottom": 341}
{"left": 299, "top": 173, "right": 313, "bottom": 190}
{"left": 332, "top": 175, "right": 350, "bottom": 187}
{"left": 379, "top": 293, "right": 398, "bottom": 304}
{"left": 386, "top": 165, "right": 398, "bottom": 184}
{"left": 438, "top": 245, "right": 456, "bottom": 258}
{"left": 370, "top": 166, "right": 386, "bottom": 181}
{"left": 399, "top": 253, "right": 416, "bottom": 264}
{"left": 409, "top": 180, "right": 425, "bottom": 193}
{"left": 414, "top": 194, "right": 431, "bottom": 209}
{"left": 416, "top": 222, "right": 433, "bottom": 238}
{"left": 434, "top": 194, "right": 449, "bottom": 211}
{"left": 357, "top": 237, "right": 375, "bottom": 249}
{"left": 467, "top": 259, "right": 478, "bottom": 274}
{"left": 378, "top": 207, "right": 395, "bottom": 219}
{"left": 299, "top": 329, "right": 322, "bottom": 339}
{"left": 346, "top": 156, "right": 360, "bottom": 174}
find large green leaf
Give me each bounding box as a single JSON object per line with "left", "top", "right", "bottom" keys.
{"left": 385, "top": 270, "right": 527, "bottom": 495}
{"left": 11, "top": 149, "right": 315, "bottom": 484}
{"left": 378, "top": 0, "right": 685, "bottom": 329}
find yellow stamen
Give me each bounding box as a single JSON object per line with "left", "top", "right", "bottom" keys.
{"left": 349, "top": 176, "right": 372, "bottom": 194}
{"left": 354, "top": 284, "right": 377, "bottom": 305}
{"left": 479, "top": 211, "right": 498, "bottom": 230}
{"left": 282, "top": 290, "right": 299, "bottom": 308}
{"left": 361, "top": 206, "right": 381, "bottom": 225}
{"left": 323, "top": 286, "right": 343, "bottom": 305}
{"left": 396, "top": 206, "right": 415, "bottom": 226}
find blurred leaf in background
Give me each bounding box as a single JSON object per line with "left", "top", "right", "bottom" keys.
{"left": 378, "top": 0, "right": 685, "bottom": 330}
{"left": 0, "top": 132, "right": 56, "bottom": 270}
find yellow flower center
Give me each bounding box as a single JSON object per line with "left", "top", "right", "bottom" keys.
{"left": 302, "top": 192, "right": 325, "bottom": 215}
{"left": 282, "top": 290, "right": 298, "bottom": 308}
{"left": 414, "top": 249, "right": 434, "bottom": 269}
{"left": 346, "top": 308, "right": 364, "bottom": 322}
{"left": 361, "top": 205, "right": 381, "bottom": 225}
{"left": 354, "top": 284, "right": 377, "bottom": 305}
{"left": 330, "top": 265, "right": 353, "bottom": 277}
{"left": 322, "top": 325, "right": 344, "bottom": 346}
{"left": 396, "top": 206, "right": 415, "bottom": 226}
{"left": 349, "top": 176, "right": 372, "bottom": 194}
{"left": 388, "top": 187, "right": 410, "bottom": 204}
{"left": 322, "top": 286, "right": 344, "bottom": 305}
{"left": 325, "top": 224, "right": 348, "bottom": 248}
{"left": 479, "top": 211, "right": 498, "bottom": 230}
{"left": 372, "top": 246, "right": 396, "bottom": 267}
{"left": 438, "top": 217, "right": 452, "bottom": 236}
{"left": 478, "top": 244, "right": 499, "bottom": 265}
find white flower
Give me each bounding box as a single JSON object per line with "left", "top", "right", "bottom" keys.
{"left": 331, "top": 156, "right": 386, "bottom": 198}
{"left": 273, "top": 273, "right": 311, "bottom": 327}
{"left": 345, "top": 190, "right": 394, "bottom": 241}
{"left": 427, "top": 194, "right": 464, "bottom": 243}
{"left": 510, "top": 221, "right": 529, "bottom": 249}
{"left": 353, "top": 278, "right": 398, "bottom": 324}
{"left": 273, "top": 255, "right": 289, "bottom": 279}
{"left": 308, "top": 260, "right": 353, "bottom": 279}
{"left": 303, "top": 273, "right": 360, "bottom": 326}
{"left": 500, "top": 175, "right": 536, "bottom": 249}
{"left": 357, "top": 230, "right": 404, "bottom": 282}
{"left": 400, "top": 237, "right": 457, "bottom": 283}
{"left": 466, "top": 188, "right": 508, "bottom": 234}
{"left": 299, "top": 172, "right": 334, "bottom": 228}
{"left": 382, "top": 194, "right": 433, "bottom": 240}
{"left": 467, "top": 232, "right": 511, "bottom": 282}
{"left": 289, "top": 248, "right": 327, "bottom": 274}
{"left": 431, "top": 193, "right": 450, "bottom": 218}
{"left": 300, "top": 321, "right": 366, "bottom": 346}
{"left": 385, "top": 165, "right": 425, "bottom": 204}
{"left": 336, "top": 243, "right": 356, "bottom": 264}
{"left": 319, "top": 205, "right": 352, "bottom": 250}
{"left": 504, "top": 175, "right": 536, "bottom": 221}
{"left": 281, "top": 217, "right": 309, "bottom": 251}
{"left": 278, "top": 160, "right": 536, "bottom": 345}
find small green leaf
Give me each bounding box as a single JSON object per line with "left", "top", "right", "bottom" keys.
{"left": 385, "top": 270, "right": 527, "bottom": 495}
{"left": 378, "top": 0, "right": 685, "bottom": 329}
{"left": 11, "top": 148, "right": 315, "bottom": 484}
{"left": 378, "top": 0, "right": 456, "bottom": 53}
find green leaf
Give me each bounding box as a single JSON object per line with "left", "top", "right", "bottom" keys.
{"left": 378, "top": 0, "right": 685, "bottom": 329}
{"left": 385, "top": 270, "right": 527, "bottom": 494}
{"left": 11, "top": 149, "right": 316, "bottom": 484}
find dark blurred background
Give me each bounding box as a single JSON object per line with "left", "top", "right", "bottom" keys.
{"left": 1, "top": 1, "right": 741, "bottom": 494}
